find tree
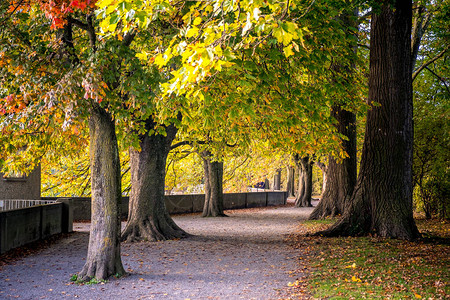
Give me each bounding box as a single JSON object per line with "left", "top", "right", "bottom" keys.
{"left": 413, "top": 94, "right": 449, "bottom": 219}
{"left": 201, "top": 151, "right": 226, "bottom": 217}
{"left": 79, "top": 103, "right": 125, "bottom": 280}
{"left": 121, "top": 119, "right": 188, "bottom": 242}
{"left": 319, "top": 0, "right": 420, "bottom": 240}
{"left": 98, "top": 5, "right": 191, "bottom": 242}
{"left": 286, "top": 164, "right": 295, "bottom": 198}
{"left": 103, "top": 0, "right": 365, "bottom": 160}
{"left": 410, "top": 0, "right": 449, "bottom": 219}
{"left": 0, "top": 0, "right": 128, "bottom": 280}
{"left": 294, "top": 155, "right": 313, "bottom": 207}
{"left": 309, "top": 7, "right": 359, "bottom": 219}
{"left": 309, "top": 105, "right": 357, "bottom": 218}
{"left": 315, "top": 161, "right": 327, "bottom": 197}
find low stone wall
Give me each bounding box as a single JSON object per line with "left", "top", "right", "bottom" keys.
{"left": 0, "top": 200, "right": 73, "bottom": 254}
{"left": 43, "top": 191, "right": 287, "bottom": 221}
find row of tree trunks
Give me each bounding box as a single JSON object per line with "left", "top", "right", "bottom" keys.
{"left": 201, "top": 151, "right": 227, "bottom": 217}
{"left": 121, "top": 119, "right": 188, "bottom": 242}
{"left": 294, "top": 156, "right": 313, "bottom": 207}
{"left": 319, "top": 0, "right": 419, "bottom": 240}
{"left": 79, "top": 1, "right": 422, "bottom": 281}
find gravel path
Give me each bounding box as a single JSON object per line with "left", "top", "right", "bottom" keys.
{"left": 0, "top": 204, "right": 315, "bottom": 300}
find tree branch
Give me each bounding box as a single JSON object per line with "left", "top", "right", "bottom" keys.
{"left": 412, "top": 45, "right": 449, "bottom": 81}
{"left": 170, "top": 141, "right": 193, "bottom": 150}
{"left": 357, "top": 43, "right": 370, "bottom": 50}
{"left": 67, "top": 16, "right": 89, "bottom": 31}
{"left": 425, "top": 66, "right": 450, "bottom": 94}
{"left": 122, "top": 29, "right": 136, "bottom": 47}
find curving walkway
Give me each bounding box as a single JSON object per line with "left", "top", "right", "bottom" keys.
{"left": 0, "top": 204, "right": 315, "bottom": 300}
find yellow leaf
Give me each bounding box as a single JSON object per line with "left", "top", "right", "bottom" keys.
{"left": 193, "top": 17, "right": 202, "bottom": 26}
{"left": 97, "top": 0, "right": 116, "bottom": 9}
{"left": 186, "top": 27, "right": 199, "bottom": 38}
{"left": 287, "top": 280, "right": 299, "bottom": 287}
{"left": 283, "top": 45, "right": 294, "bottom": 57}
{"left": 415, "top": 294, "right": 422, "bottom": 299}
{"left": 136, "top": 51, "right": 148, "bottom": 61}
{"left": 351, "top": 276, "right": 362, "bottom": 282}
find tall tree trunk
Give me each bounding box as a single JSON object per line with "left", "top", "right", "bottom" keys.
{"left": 202, "top": 151, "right": 226, "bottom": 217}
{"left": 264, "top": 178, "right": 270, "bottom": 190}
{"left": 319, "top": 0, "right": 419, "bottom": 240}
{"left": 286, "top": 165, "right": 295, "bottom": 197}
{"left": 294, "top": 155, "right": 305, "bottom": 201}
{"left": 295, "top": 156, "right": 313, "bottom": 207}
{"left": 310, "top": 8, "right": 358, "bottom": 220}
{"left": 315, "top": 161, "right": 327, "bottom": 196}
{"left": 273, "top": 169, "right": 281, "bottom": 190}
{"left": 310, "top": 106, "right": 357, "bottom": 219}
{"left": 121, "top": 120, "right": 188, "bottom": 242}
{"left": 78, "top": 104, "right": 125, "bottom": 281}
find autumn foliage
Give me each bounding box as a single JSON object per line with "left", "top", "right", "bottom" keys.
{"left": 8, "top": 0, "right": 96, "bottom": 29}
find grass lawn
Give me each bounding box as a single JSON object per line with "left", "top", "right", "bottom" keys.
{"left": 284, "top": 218, "right": 449, "bottom": 299}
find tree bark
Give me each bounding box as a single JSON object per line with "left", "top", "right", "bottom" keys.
{"left": 318, "top": 0, "right": 420, "bottom": 240}
{"left": 273, "top": 169, "right": 281, "bottom": 190}
{"left": 309, "top": 106, "right": 357, "bottom": 219}
{"left": 121, "top": 119, "right": 188, "bottom": 242}
{"left": 315, "top": 161, "right": 327, "bottom": 196}
{"left": 264, "top": 178, "right": 270, "bottom": 190}
{"left": 202, "top": 151, "right": 226, "bottom": 217}
{"left": 286, "top": 165, "right": 295, "bottom": 197}
{"left": 78, "top": 104, "right": 125, "bottom": 281}
{"left": 295, "top": 156, "right": 313, "bottom": 207}
{"left": 310, "top": 8, "right": 358, "bottom": 220}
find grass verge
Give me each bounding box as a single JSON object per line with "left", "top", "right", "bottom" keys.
{"left": 284, "top": 218, "right": 449, "bottom": 299}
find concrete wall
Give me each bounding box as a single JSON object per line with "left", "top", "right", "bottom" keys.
{"left": 0, "top": 202, "right": 64, "bottom": 254}
{"left": 267, "top": 192, "right": 286, "bottom": 206}
{"left": 0, "top": 166, "right": 41, "bottom": 200}
{"left": 223, "top": 193, "right": 246, "bottom": 209}
{"left": 43, "top": 191, "right": 287, "bottom": 221}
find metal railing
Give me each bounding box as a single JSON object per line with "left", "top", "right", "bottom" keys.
{"left": 0, "top": 199, "right": 57, "bottom": 212}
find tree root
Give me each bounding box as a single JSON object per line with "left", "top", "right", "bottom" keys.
{"left": 121, "top": 217, "right": 190, "bottom": 243}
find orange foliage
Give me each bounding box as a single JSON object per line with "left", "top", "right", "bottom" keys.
{"left": 0, "top": 94, "right": 28, "bottom": 115}
{"left": 8, "top": 0, "right": 97, "bottom": 29}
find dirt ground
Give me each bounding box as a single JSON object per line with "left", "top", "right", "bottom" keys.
{"left": 0, "top": 203, "right": 315, "bottom": 300}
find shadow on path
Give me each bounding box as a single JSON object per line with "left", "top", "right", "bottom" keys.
{"left": 0, "top": 205, "right": 315, "bottom": 300}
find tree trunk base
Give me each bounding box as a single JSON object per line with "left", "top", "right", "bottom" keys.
{"left": 313, "top": 190, "right": 420, "bottom": 241}
{"left": 121, "top": 216, "right": 189, "bottom": 243}
{"left": 309, "top": 194, "right": 348, "bottom": 220}
{"left": 202, "top": 212, "right": 228, "bottom": 217}
{"left": 294, "top": 197, "right": 313, "bottom": 208}
{"left": 313, "top": 216, "right": 368, "bottom": 238}
{"left": 309, "top": 205, "right": 339, "bottom": 220}
{"left": 78, "top": 256, "right": 126, "bottom": 281}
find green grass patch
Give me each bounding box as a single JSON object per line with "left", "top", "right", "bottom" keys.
{"left": 286, "top": 219, "right": 449, "bottom": 299}
{"left": 70, "top": 274, "right": 107, "bottom": 285}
